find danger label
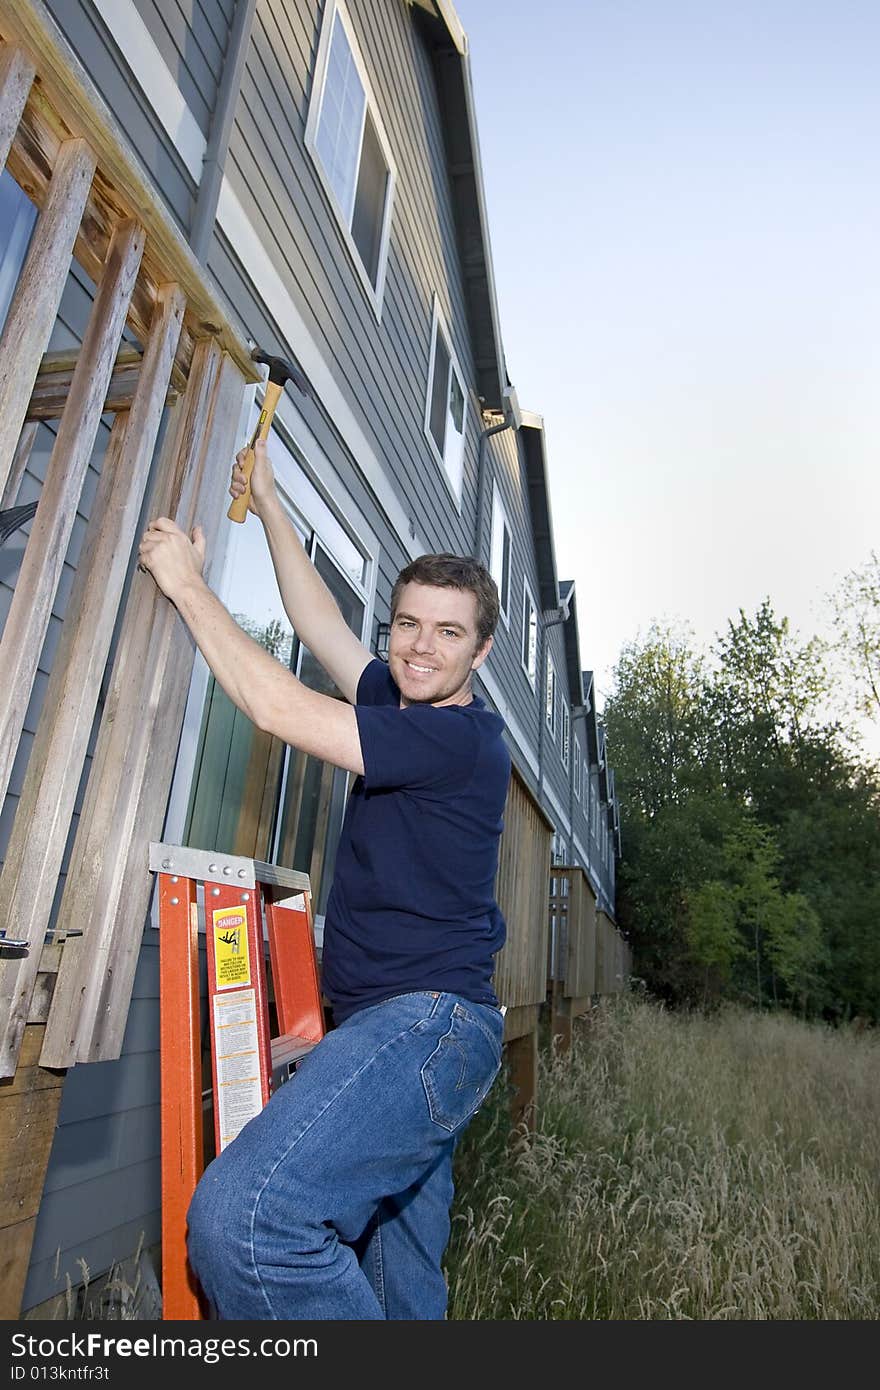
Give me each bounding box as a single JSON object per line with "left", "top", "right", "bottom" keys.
{"left": 212, "top": 989, "right": 263, "bottom": 1149}
{"left": 212, "top": 906, "right": 251, "bottom": 989}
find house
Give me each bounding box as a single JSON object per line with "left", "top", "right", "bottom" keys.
{"left": 0, "top": 0, "right": 625, "bottom": 1316}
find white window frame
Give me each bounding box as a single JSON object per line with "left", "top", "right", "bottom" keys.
{"left": 424, "top": 297, "right": 467, "bottom": 506}
{"left": 545, "top": 654, "right": 557, "bottom": 739}
{"left": 561, "top": 703, "right": 570, "bottom": 771}
{"left": 304, "top": 0, "right": 397, "bottom": 317}
{"left": 573, "top": 743, "right": 581, "bottom": 800}
{"left": 521, "top": 576, "right": 538, "bottom": 686}
{"left": 489, "top": 482, "right": 512, "bottom": 627}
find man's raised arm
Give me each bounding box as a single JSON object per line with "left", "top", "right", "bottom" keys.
{"left": 232, "top": 441, "right": 372, "bottom": 704}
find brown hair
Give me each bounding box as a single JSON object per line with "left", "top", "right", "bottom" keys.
{"left": 390, "top": 554, "right": 500, "bottom": 649}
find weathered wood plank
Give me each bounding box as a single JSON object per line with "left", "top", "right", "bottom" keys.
{"left": 0, "top": 1216, "right": 38, "bottom": 1319}
{"left": 0, "top": 1024, "right": 64, "bottom": 1318}
{"left": 25, "top": 343, "right": 185, "bottom": 420}
{"left": 42, "top": 345, "right": 247, "bottom": 1067}
{"left": 495, "top": 770, "right": 552, "bottom": 1010}
{"left": 0, "top": 42, "right": 34, "bottom": 172}
{"left": 0, "top": 136, "right": 95, "bottom": 502}
{"left": 505, "top": 1027, "right": 538, "bottom": 1132}
{"left": 0, "top": 283, "right": 184, "bottom": 1078}
{"left": 26, "top": 362, "right": 179, "bottom": 420}
{"left": 0, "top": 0, "right": 258, "bottom": 384}
{"left": 0, "top": 420, "right": 38, "bottom": 509}
{"left": 0, "top": 217, "right": 143, "bottom": 820}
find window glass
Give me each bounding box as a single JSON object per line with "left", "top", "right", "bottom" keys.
{"left": 311, "top": 5, "right": 393, "bottom": 296}
{"left": 522, "top": 584, "right": 537, "bottom": 682}
{"left": 315, "top": 12, "right": 365, "bottom": 220}
{"left": 184, "top": 428, "right": 370, "bottom": 915}
{"left": 490, "top": 489, "right": 511, "bottom": 618}
{"left": 546, "top": 657, "right": 556, "bottom": 736}
{"left": 0, "top": 170, "right": 37, "bottom": 333}
{"left": 426, "top": 307, "right": 466, "bottom": 500}
{"left": 352, "top": 108, "right": 387, "bottom": 283}
{"left": 428, "top": 330, "right": 450, "bottom": 455}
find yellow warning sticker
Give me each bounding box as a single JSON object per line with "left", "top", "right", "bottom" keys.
{"left": 212, "top": 906, "right": 251, "bottom": 989}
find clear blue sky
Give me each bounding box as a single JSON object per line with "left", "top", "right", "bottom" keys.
{"left": 455, "top": 0, "right": 880, "bottom": 710}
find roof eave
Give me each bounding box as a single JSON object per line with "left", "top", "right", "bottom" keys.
{"left": 412, "top": 2, "right": 506, "bottom": 410}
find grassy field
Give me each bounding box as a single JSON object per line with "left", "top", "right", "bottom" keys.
{"left": 445, "top": 996, "right": 880, "bottom": 1319}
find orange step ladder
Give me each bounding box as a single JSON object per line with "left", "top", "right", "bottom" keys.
{"left": 149, "top": 842, "right": 325, "bottom": 1320}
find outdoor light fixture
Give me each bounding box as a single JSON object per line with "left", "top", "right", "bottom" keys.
{"left": 374, "top": 621, "right": 391, "bottom": 662}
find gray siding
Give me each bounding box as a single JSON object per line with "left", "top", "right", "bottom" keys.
{"left": 22, "top": 931, "right": 172, "bottom": 1310}
{"left": 221, "top": 0, "right": 480, "bottom": 559}
{"left": 44, "top": 0, "right": 199, "bottom": 233}
{"left": 131, "top": 0, "right": 230, "bottom": 135}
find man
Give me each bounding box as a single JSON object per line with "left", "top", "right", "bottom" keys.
{"left": 138, "top": 441, "right": 511, "bottom": 1320}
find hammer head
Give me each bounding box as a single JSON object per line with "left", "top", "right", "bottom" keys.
{"left": 252, "top": 348, "right": 311, "bottom": 398}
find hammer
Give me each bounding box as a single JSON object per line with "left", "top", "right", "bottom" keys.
{"left": 228, "top": 348, "right": 310, "bottom": 523}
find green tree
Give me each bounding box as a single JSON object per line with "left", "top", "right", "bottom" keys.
{"left": 684, "top": 880, "right": 741, "bottom": 1005}
{"left": 830, "top": 550, "right": 880, "bottom": 723}
{"left": 605, "top": 601, "right": 880, "bottom": 1022}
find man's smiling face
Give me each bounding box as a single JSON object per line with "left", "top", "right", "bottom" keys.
{"left": 388, "top": 581, "right": 493, "bottom": 707}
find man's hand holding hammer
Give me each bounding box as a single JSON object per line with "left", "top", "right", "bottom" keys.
{"left": 229, "top": 438, "right": 277, "bottom": 518}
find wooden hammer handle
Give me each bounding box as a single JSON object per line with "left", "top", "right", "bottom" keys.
{"left": 227, "top": 380, "right": 284, "bottom": 523}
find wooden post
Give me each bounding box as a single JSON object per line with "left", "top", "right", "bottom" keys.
{"left": 550, "top": 986, "right": 572, "bottom": 1057}
{"left": 0, "top": 42, "right": 34, "bottom": 173}
{"left": 42, "top": 343, "right": 247, "bottom": 1067}
{"left": 0, "top": 217, "right": 144, "bottom": 814}
{"left": 505, "top": 1028, "right": 538, "bottom": 1133}
{"left": 0, "top": 421, "right": 38, "bottom": 510}
{"left": 0, "top": 1025, "right": 65, "bottom": 1317}
{"left": 0, "top": 137, "right": 96, "bottom": 501}
{"left": 0, "top": 283, "right": 184, "bottom": 1078}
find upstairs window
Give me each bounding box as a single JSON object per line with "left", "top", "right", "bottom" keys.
{"left": 546, "top": 655, "right": 557, "bottom": 738}
{"left": 573, "top": 744, "right": 581, "bottom": 800}
{"left": 521, "top": 579, "right": 537, "bottom": 685}
{"left": 562, "top": 704, "right": 570, "bottom": 770}
{"left": 307, "top": 1, "right": 396, "bottom": 311}
{"left": 425, "top": 298, "right": 466, "bottom": 502}
{"left": 490, "top": 484, "right": 511, "bottom": 624}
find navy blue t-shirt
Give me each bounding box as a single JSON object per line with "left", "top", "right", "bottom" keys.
{"left": 321, "top": 659, "right": 510, "bottom": 1024}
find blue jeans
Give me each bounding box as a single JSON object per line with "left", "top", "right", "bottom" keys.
{"left": 186, "top": 990, "right": 504, "bottom": 1320}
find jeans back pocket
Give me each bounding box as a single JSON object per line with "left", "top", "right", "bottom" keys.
{"left": 420, "top": 1002, "right": 503, "bottom": 1132}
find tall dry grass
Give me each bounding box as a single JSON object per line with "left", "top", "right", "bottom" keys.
{"left": 446, "top": 996, "right": 880, "bottom": 1319}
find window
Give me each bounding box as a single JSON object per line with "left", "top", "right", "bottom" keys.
{"left": 591, "top": 779, "right": 599, "bottom": 838}
{"left": 0, "top": 170, "right": 36, "bottom": 332}
{"left": 425, "top": 299, "right": 467, "bottom": 501}
{"left": 562, "top": 704, "right": 570, "bottom": 770}
{"left": 573, "top": 746, "right": 581, "bottom": 800}
{"left": 306, "top": 1, "right": 396, "bottom": 310}
{"left": 182, "top": 411, "right": 373, "bottom": 920}
{"left": 521, "top": 579, "right": 537, "bottom": 684}
{"left": 490, "top": 485, "right": 512, "bottom": 623}
{"left": 545, "top": 656, "right": 556, "bottom": 738}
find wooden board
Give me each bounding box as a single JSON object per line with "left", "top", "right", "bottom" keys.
{"left": 0, "top": 1024, "right": 65, "bottom": 1317}
{"left": 0, "top": 217, "right": 143, "bottom": 820}
{"left": 42, "top": 346, "right": 248, "bottom": 1066}
{"left": 0, "top": 136, "right": 95, "bottom": 501}
{"left": 0, "top": 42, "right": 34, "bottom": 172}
{"left": 0, "top": 283, "right": 184, "bottom": 1077}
